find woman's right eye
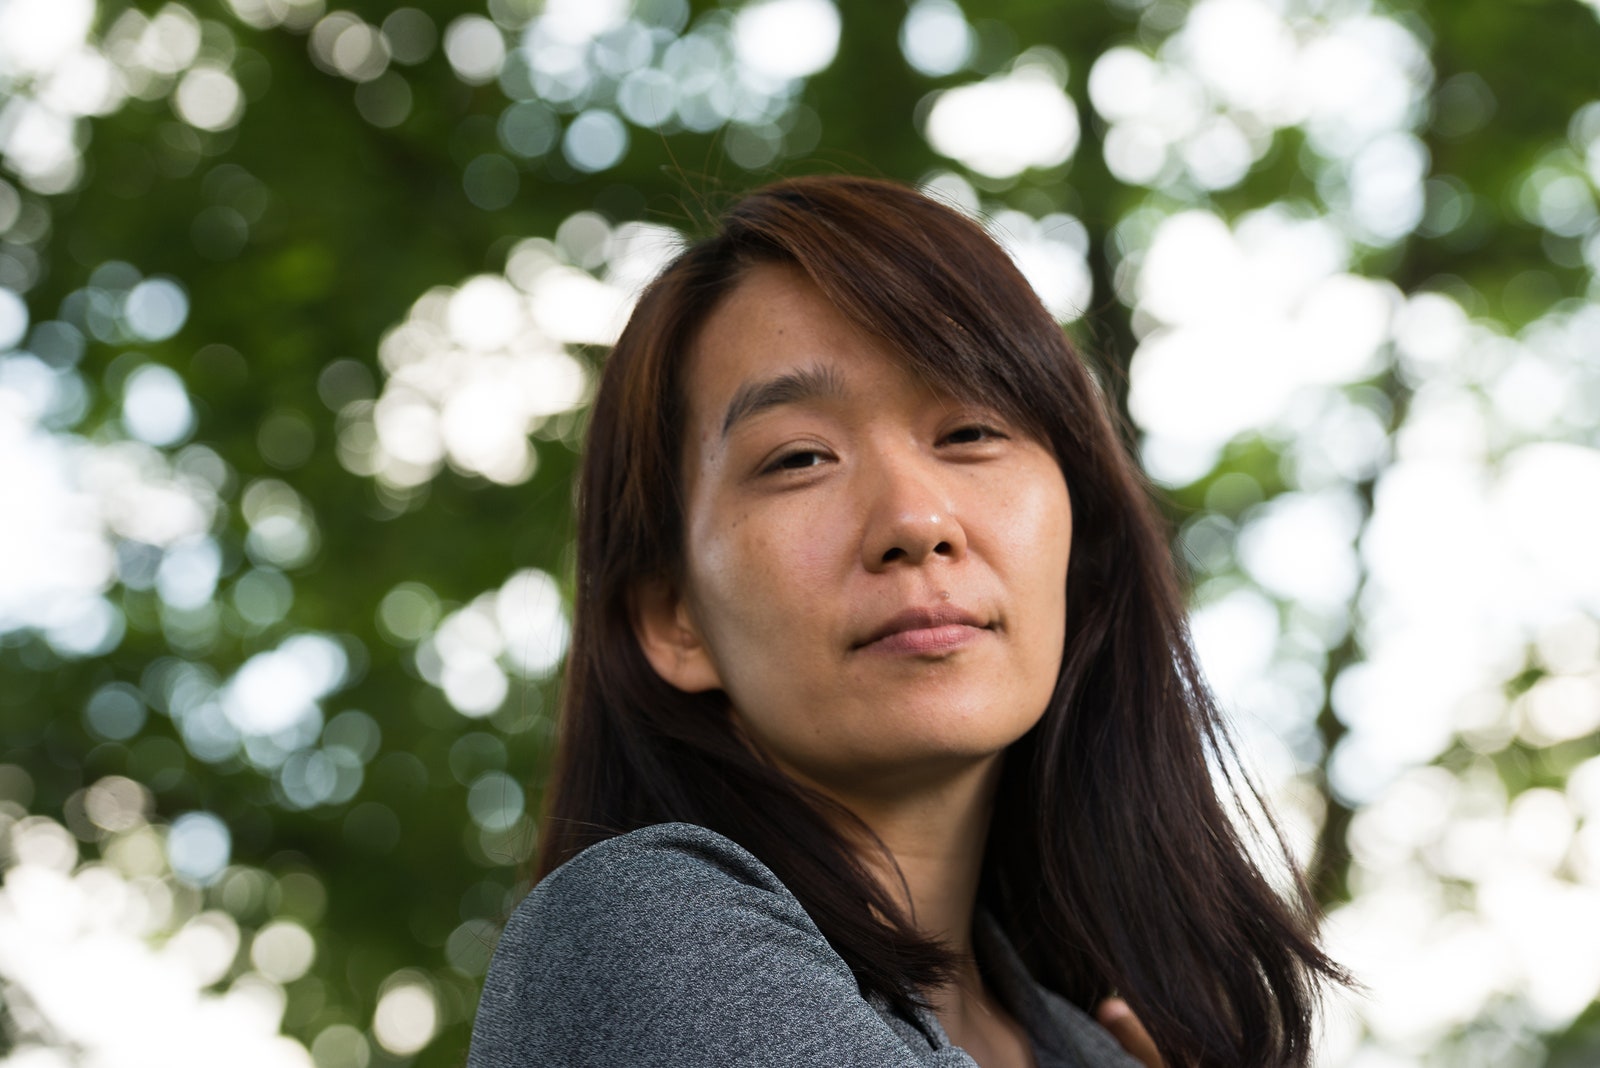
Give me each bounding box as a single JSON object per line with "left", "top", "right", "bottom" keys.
{"left": 768, "top": 449, "right": 825, "bottom": 473}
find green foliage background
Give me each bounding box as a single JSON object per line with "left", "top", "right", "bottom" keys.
{"left": 3, "top": 0, "right": 1599, "bottom": 1064}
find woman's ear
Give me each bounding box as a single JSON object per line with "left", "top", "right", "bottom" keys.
{"left": 630, "top": 578, "right": 724, "bottom": 693}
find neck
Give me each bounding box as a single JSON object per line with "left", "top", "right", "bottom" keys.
{"left": 838, "top": 754, "right": 1002, "bottom": 962}
{"left": 841, "top": 755, "right": 1027, "bottom": 1060}
{"left": 812, "top": 755, "right": 1037, "bottom": 1064}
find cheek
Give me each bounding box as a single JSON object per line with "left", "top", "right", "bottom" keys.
{"left": 989, "top": 467, "right": 1072, "bottom": 565}
{"left": 991, "top": 469, "right": 1073, "bottom": 645}
{"left": 689, "top": 506, "right": 841, "bottom": 657}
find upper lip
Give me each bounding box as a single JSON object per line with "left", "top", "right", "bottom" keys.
{"left": 854, "top": 606, "right": 988, "bottom": 649}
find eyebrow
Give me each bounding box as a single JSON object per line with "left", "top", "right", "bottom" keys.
{"left": 720, "top": 363, "right": 849, "bottom": 440}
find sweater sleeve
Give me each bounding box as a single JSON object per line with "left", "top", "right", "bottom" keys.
{"left": 466, "top": 823, "right": 948, "bottom": 1068}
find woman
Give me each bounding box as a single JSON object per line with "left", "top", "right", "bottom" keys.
{"left": 468, "top": 176, "right": 1347, "bottom": 1067}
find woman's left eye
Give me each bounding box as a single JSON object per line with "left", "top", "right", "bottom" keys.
{"left": 941, "top": 424, "right": 1005, "bottom": 446}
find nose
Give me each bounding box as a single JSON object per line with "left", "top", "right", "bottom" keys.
{"left": 859, "top": 450, "right": 967, "bottom": 572}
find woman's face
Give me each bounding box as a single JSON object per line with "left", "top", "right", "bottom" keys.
{"left": 634, "top": 262, "right": 1073, "bottom": 800}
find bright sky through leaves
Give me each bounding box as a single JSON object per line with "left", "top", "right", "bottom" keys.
{"left": 2, "top": 0, "right": 1599, "bottom": 1063}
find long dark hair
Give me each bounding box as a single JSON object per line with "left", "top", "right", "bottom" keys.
{"left": 538, "top": 175, "right": 1347, "bottom": 1066}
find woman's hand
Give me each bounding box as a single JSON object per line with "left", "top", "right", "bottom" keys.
{"left": 1096, "top": 998, "right": 1165, "bottom": 1067}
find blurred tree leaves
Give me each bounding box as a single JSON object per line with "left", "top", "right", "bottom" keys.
{"left": 3, "top": 0, "right": 1600, "bottom": 1063}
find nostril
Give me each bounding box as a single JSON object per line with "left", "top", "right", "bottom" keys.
{"left": 881, "top": 547, "right": 906, "bottom": 563}
{"left": 934, "top": 541, "right": 952, "bottom": 555}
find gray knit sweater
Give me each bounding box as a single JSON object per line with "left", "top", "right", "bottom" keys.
{"left": 467, "top": 822, "right": 1141, "bottom": 1066}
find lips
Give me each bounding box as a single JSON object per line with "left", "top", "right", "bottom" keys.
{"left": 853, "top": 606, "right": 990, "bottom": 652}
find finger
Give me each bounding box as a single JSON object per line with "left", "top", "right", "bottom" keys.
{"left": 1096, "top": 997, "right": 1164, "bottom": 1068}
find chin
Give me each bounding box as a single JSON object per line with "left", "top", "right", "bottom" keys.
{"left": 860, "top": 699, "right": 1042, "bottom": 766}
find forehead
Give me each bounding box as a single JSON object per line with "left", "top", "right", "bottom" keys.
{"left": 682, "top": 262, "right": 908, "bottom": 427}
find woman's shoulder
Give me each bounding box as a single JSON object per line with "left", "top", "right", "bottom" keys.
{"left": 470, "top": 822, "right": 942, "bottom": 1067}
{"left": 534, "top": 821, "right": 793, "bottom": 911}
{"left": 504, "top": 822, "right": 822, "bottom": 969}
{"left": 491, "top": 821, "right": 813, "bottom": 972}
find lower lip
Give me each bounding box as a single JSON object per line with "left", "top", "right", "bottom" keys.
{"left": 863, "top": 624, "right": 987, "bottom": 656}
